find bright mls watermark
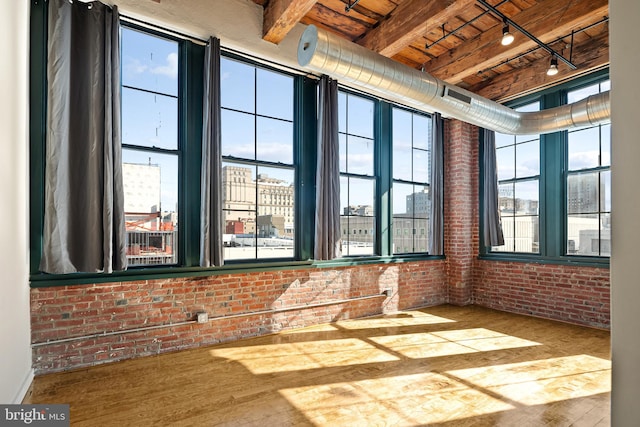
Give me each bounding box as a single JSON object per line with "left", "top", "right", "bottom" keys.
{"left": 0, "top": 405, "right": 69, "bottom": 426}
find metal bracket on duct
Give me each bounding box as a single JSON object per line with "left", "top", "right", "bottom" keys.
{"left": 297, "top": 25, "right": 609, "bottom": 135}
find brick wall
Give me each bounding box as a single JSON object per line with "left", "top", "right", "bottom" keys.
{"left": 31, "top": 261, "right": 447, "bottom": 373}
{"left": 474, "top": 260, "right": 610, "bottom": 329}
{"left": 444, "top": 120, "right": 479, "bottom": 306}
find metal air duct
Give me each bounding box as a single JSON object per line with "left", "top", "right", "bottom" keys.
{"left": 297, "top": 25, "right": 609, "bottom": 135}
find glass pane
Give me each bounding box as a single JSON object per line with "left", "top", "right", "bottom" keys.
{"left": 516, "top": 102, "right": 540, "bottom": 113}
{"left": 498, "top": 183, "right": 514, "bottom": 215}
{"left": 340, "top": 177, "right": 375, "bottom": 256}
{"left": 515, "top": 140, "right": 539, "bottom": 178}
{"left": 392, "top": 215, "right": 413, "bottom": 254}
{"left": 496, "top": 145, "right": 515, "bottom": 181}
{"left": 601, "top": 170, "right": 611, "bottom": 212}
{"left": 221, "top": 57, "right": 255, "bottom": 113}
{"left": 223, "top": 210, "right": 257, "bottom": 261}
{"left": 256, "top": 117, "right": 293, "bottom": 164}
{"left": 255, "top": 166, "right": 295, "bottom": 259}
{"left": 601, "top": 213, "right": 611, "bottom": 256}
{"left": 413, "top": 114, "right": 430, "bottom": 150}
{"left": 568, "top": 83, "right": 600, "bottom": 103}
{"left": 221, "top": 109, "right": 255, "bottom": 159}
{"left": 121, "top": 28, "right": 178, "bottom": 97}
{"left": 122, "top": 88, "right": 177, "bottom": 150}
{"left": 346, "top": 95, "right": 374, "bottom": 139}
{"left": 257, "top": 68, "right": 293, "bottom": 121}
{"left": 339, "top": 133, "right": 347, "bottom": 173}
{"left": 567, "top": 172, "right": 599, "bottom": 214}
{"left": 495, "top": 133, "right": 513, "bottom": 148}
{"left": 568, "top": 127, "right": 600, "bottom": 170}
{"left": 393, "top": 183, "right": 415, "bottom": 216}
{"left": 338, "top": 91, "right": 347, "bottom": 133}
{"left": 513, "top": 216, "right": 539, "bottom": 253}
{"left": 415, "top": 217, "right": 429, "bottom": 253}
{"left": 345, "top": 135, "right": 374, "bottom": 175}
{"left": 601, "top": 124, "right": 611, "bottom": 166}
{"left": 392, "top": 108, "right": 412, "bottom": 180}
{"left": 567, "top": 214, "right": 601, "bottom": 256}
{"left": 222, "top": 162, "right": 257, "bottom": 211}
{"left": 393, "top": 145, "right": 411, "bottom": 181}
{"left": 122, "top": 149, "right": 178, "bottom": 266}
{"left": 413, "top": 148, "right": 429, "bottom": 183}
{"left": 514, "top": 180, "right": 539, "bottom": 216}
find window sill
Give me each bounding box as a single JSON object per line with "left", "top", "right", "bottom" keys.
{"left": 29, "top": 254, "right": 445, "bottom": 288}
{"left": 477, "top": 253, "right": 609, "bottom": 268}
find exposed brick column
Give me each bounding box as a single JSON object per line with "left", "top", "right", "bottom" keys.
{"left": 444, "top": 119, "right": 479, "bottom": 305}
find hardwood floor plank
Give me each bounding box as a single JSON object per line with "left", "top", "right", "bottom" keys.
{"left": 24, "top": 305, "right": 611, "bottom": 426}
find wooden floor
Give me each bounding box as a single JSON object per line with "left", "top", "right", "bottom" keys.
{"left": 25, "top": 305, "right": 611, "bottom": 426}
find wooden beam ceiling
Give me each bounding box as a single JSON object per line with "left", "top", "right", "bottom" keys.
{"left": 471, "top": 28, "right": 609, "bottom": 101}
{"left": 255, "top": 0, "right": 609, "bottom": 100}
{"left": 263, "top": 0, "right": 318, "bottom": 44}
{"left": 356, "top": 0, "right": 477, "bottom": 57}
{"left": 424, "top": 0, "right": 609, "bottom": 84}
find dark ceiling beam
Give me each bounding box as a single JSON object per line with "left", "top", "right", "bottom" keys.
{"left": 425, "top": 0, "right": 608, "bottom": 84}
{"left": 357, "top": 0, "right": 477, "bottom": 57}
{"left": 263, "top": 0, "right": 318, "bottom": 44}
{"left": 471, "top": 31, "right": 609, "bottom": 102}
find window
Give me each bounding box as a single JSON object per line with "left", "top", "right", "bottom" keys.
{"left": 482, "top": 73, "right": 610, "bottom": 262}
{"left": 220, "top": 56, "right": 295, "bottom": 260}
{"left": 338, "top": 91, "right": 376, "bottom": 256}
{"left": 392, "top": 107, "right": 431, "bottom": 254}
{"left": 493, "top": 102, "right": 540, "bottom": 253}
{"left": 121, "top": 28, "right": 180, "bottom": 266}
{"left": 566, "top": 80, "right": 611, "bottom": 256}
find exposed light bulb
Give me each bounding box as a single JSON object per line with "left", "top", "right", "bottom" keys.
{"left": 501, "top": 26, "right": 514, "bottom": 46}
{"left": 547, "top": 56, "right": 559, "bottom": 76}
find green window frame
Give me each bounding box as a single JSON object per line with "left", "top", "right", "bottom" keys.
{"left": 219, "top": 54, "right": 297, "bottom": 262}
{"left": 480, "top": 70, "right": 610, "bottom": 266}
{"left": 391, "top": 106, "right": 432, "bottom": 255}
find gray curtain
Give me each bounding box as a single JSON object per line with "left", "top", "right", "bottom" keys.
{"left": 40, "top": 0, "right": 126, "bottom": 274}
{"left": 200, "top": 37, "right": 224, "bottom": 267}
{"left": 314, "top": 76, "right": 342, "bottom": 260}
{"left": 428, "top": 113, "right": 444, "bottom": 255}
{"left": 482, "top": 129, "right": 505, "bottom": 247}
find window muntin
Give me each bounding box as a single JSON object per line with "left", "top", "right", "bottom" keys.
{"left": 566, "top": 80, "right": 611, "bottom": 256}
{"left": 220, "top": 57, "right": 295, "bottom": 261}
{"left": 121, "top": 28, "right": 179, "bottom": 266}
{"left": 391, "top": 107, "right": 431, "bottom": 254}
{"left": 338, "top": 91, "right": 375, "bottom": 256}
{"left": 493, "top": 101, "right": 540, "bottom": 253}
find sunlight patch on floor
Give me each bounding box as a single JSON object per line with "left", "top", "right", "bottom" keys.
{"left": 279, "top": 372, "right": 516, "bottom": 426}
{"left": 209, "top": 338, "right": 400, "bottom": 374}
{"left": 447, "top": 354, "right": 612, "bottom": 405}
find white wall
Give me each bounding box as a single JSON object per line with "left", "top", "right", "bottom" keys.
{"left": 0, "top": 1, "right": 33, "bottom": 404}
{"left": 611, "top": 0, "right": 640, "bottom": 425}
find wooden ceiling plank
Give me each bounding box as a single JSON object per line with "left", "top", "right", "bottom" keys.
{"left": 357, "top": 0, "right": 477, "bottom": 57}
{"left": 263, "top": 0, "right": 318, "bottom": 44}
{"left": 425, "top": 0, "right": 608, "bottom": 84}
{"left": 471, "top": 31, "right": 609, "bottom": 101}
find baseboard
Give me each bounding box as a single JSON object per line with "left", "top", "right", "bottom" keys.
{"left": 14, "top": 368, "right": 34, "bottom": 404}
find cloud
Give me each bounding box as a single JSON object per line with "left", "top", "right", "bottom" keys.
{"left": 123, "top": 58, "right": 148, "bottom": 76}
{"left": 569, "top": 151, "right": 599, "bottom": 170}
{"left": 150, "top": 53, "right": 178, "bottom": 79}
